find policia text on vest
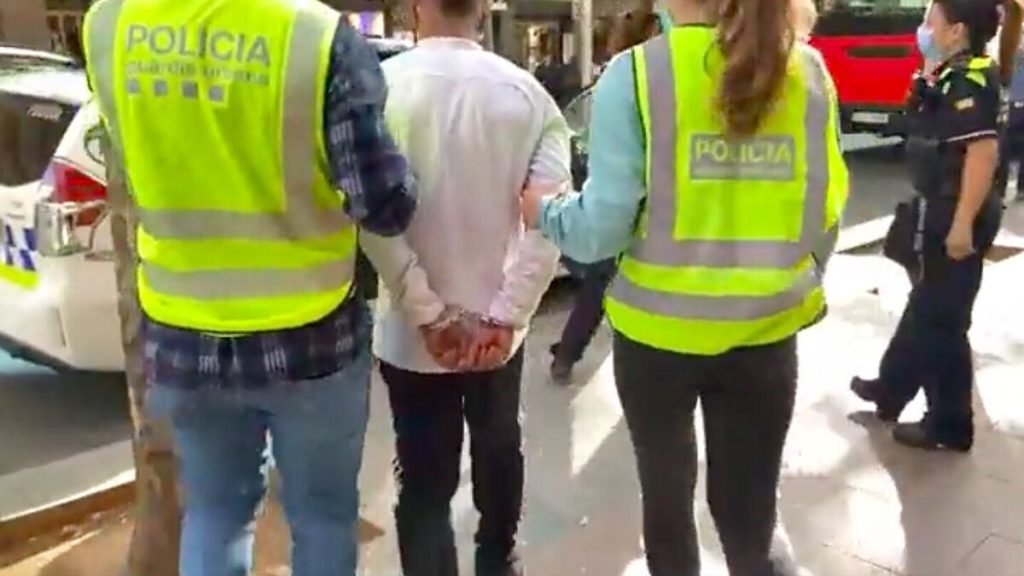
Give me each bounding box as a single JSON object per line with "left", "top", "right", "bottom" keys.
{"left": 125, "top": 25, "right": 272, "bottom": 92}
{"left": 84, "top": 0, "right": 358, "bottom": 333}
{"left": 690, "top": 135, "right": 796, "bottom": 181}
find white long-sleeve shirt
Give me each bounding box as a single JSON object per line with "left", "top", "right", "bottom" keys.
{"left": 360, "top": 37, "right": 570, "bottom": 373}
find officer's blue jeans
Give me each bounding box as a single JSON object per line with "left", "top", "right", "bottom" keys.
{"left": 147, "top": 350, "right": 372, "bottom": 576}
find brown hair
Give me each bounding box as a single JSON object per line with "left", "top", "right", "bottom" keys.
{"left": 715, "top": 0, "right": 795, "bottom": 137}
{"left": 608, "top": 1, "right": 661, "bottom": 54}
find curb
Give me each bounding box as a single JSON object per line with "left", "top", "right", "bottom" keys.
{"left": 0, "top": 480, "right": 134, "bottom": 566}
{"left": 0, "top": 472, "right": 387, "bottom": 568}
{"left": 836, "top": 216, "right": 892, "bottom": 254}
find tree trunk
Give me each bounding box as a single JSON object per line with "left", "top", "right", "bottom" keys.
{"left": 103, "top": 138, "right": 181, "bottom": 576}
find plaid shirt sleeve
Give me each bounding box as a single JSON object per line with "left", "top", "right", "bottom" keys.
{"left": 324, "top": 22, "right": 418, "bottom": 238}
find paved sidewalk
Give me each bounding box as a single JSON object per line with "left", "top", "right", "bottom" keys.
{"left": 3, "top": 247, "right": 1023, "bottom": 576}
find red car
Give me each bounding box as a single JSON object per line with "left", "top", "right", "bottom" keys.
{"left": 809, "top": 1, "right": 927, "bottom": 136}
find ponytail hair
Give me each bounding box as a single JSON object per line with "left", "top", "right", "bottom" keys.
{"left": 715, "top": 0, "right": 796, "bottom": 137}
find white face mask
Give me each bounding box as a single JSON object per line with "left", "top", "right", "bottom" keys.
{"left": 917, "top": 24, "right": 945, "bottom": 62}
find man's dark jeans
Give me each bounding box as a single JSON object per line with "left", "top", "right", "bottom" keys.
{"left": 613, "top": 332, "right": 800, "bottom": 576}
{"left": 380, "top": 348, "right": 525, "bottom": 576}
{"left": 552, "top": 258, "right": 616, "bottom": 366}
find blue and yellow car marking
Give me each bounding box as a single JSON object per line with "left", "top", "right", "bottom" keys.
{"left": 0, "top": 224, "right": 39, "bottom": 289}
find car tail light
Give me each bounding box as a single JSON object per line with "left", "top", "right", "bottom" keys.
{"left": 34, "top": 160, "right": 109, "bottom": 257}
{"left": 45, "top": 160, "right": 107, "bottom": 226}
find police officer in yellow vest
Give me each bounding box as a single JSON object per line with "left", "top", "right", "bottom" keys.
{"left": 83, "top": 0, "right": 418, "bottom": 574}
{"left": 521, "top": 0, "right": 848, "bottom": 572}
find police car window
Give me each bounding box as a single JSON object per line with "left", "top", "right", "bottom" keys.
{"left": 0, "top": 54, "right": 79, "bottom": 74}
{"left": 0, "top": 61, "right": 67, "bottom": 75}
{"left": 0, "top": 90, "right": 75, "bottom": 186}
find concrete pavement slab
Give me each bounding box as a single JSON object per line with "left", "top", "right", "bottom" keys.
{"left": 959, "top": 534, "right": 1024, "bottom": 576}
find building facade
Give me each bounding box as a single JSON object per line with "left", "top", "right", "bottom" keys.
{"left": 0, "top": 0, "right": 80, "bottom": 52}
{"left": 0, "top": 0, "right": 594, "bottom": 88}
{"left": 0, "top": 0, "right": 388, "bottom": 53}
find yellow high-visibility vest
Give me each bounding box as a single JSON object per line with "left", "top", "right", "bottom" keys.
{"left": 82, "top": 0, "right": 356, "bottom": 333}
{"left": 606, "top": 28, "right": 849, "bottom": 355}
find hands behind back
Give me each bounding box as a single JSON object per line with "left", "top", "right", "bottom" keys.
{"left": 420, "top": 307, "right": 514, "bottom": 371}
{"left": 464, "top": 319, "right": 514, "bottom": 371}
{"left": 420, "top": 306, "right": 471, "bottom": 370}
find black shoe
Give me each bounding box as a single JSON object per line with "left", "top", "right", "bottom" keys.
{"left": 550, "top": 358, "right": 573, "bottom": 385}
{"left": 892, "top": 421, "right": 972, "bottom": 452}
{"left": 548, "top": 343, "right": 573, "bottom": 385}
{"left": 850, "top": 377, "right": 900, "bottom": 422}
{"left": 477, "top": 548, "right": 523, "bottom": 576}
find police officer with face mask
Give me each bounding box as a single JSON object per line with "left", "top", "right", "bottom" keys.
{"left": 852, "top": 0, "right": 1003, "bottom": 452}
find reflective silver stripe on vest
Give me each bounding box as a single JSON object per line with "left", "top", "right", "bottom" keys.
{"left": 610, "top": 39, "right": 833, "bottom": 320}
{"left": 85, "top": 0, "right": 126, "bottom": 173}
{"left": 141, "top": 258, "right": 354, "bottom": 300}
{"left": 86, "top": 1, "right": 349, "bottom": 242}
{"left": 630, "top": 36, "right": 830, "bottom": 270}
{"left": 612, "top": 268, "right": 819, "bottom": 321}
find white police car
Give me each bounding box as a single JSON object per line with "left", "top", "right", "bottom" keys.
{"left": 0, "top": 47, "right": 119, "bottom": 371}
{"left": 0, "top": 40, "right": 421, "bottom": 373}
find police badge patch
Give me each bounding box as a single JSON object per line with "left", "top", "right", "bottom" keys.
{"left": 954, "top": 97, "right": 975, "bottom": 111}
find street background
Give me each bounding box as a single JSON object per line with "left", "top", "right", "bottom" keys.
{"left": 2, "top": 135, "right": 1023, "bottom": 575}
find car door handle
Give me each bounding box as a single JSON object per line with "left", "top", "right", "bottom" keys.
{"left": 845, "top": 45, "right": 914, "bottom": 58}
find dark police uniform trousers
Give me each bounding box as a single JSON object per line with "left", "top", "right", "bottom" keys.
{"left": 551, "top": 257, "right": 616, "bottom": 367}
{"left": 876, "top": 53, "right": 1003, "bottom": 446}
